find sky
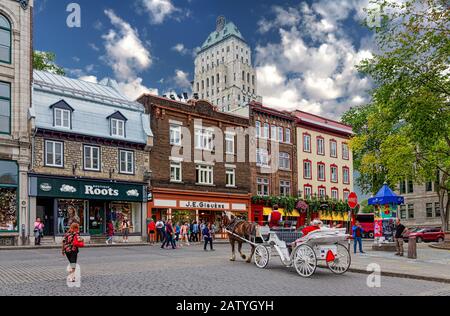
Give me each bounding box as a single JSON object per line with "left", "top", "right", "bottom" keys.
{"left": 34, "top": 0, "right": 377, "bottom": 121}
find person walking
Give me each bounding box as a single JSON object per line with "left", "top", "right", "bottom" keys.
{"left": 148, "top": 219, "right": 156, "bottom": 244}
{"left": 189, "top": 221, "right": 194, "bottom": 242}
{"left": 175, "top": 222, "right": 181, "bottom": 245}
{"left": 192, "top": 221, "right": 199, "bottom": 242}
{"left": 203, "top": 223, "right": 214, "bottom": 251}
{"left": 121, "top": 217, "right": 130, "bottom": 243}
{"left": 180, "top": 222, "right": 190, "bottom": 246}
{"left": 34, "top": 218, "right": 44, "bottom": 246}
{"left": 106, "top": 220, "right": 115, "bottom": 245}
{"left": 161, "top": 220, "right": 176, "bottom": 249}
{"left": 211, "top": 222, "right": 217, "bottom": 241}
{"left": 156, "top": 219, "right": 165, "bottom": 243}
{"left": 62, "top": 223, "right": 85, "bottom": 283}
{"left": 352, "top": 221, "right": 365, "bottom": 254}
{"left": 395, "top": 218, "right": 408, "bottom": 257}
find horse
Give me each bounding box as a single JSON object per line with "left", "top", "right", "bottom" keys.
{"left": 222, "top": 211, "right": 259, "bottom": 263}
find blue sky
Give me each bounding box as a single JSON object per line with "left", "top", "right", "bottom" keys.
{"left": 34, "top": 0, "right": 375, "bottom": 121}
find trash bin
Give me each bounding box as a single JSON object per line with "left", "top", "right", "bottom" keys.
{"left": 408, "top": 236, "right": 417, "bottom": 259}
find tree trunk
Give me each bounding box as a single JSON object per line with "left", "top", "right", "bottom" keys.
{"left": 444, "top": 193, "right": 450, "bottom": 232}
{"left": 437, "top": 174, "right": 449, "bottom": 232}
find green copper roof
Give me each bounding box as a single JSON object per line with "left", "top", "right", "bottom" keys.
{"left": 200, "top": 21, "right": 245, "bottom": 51}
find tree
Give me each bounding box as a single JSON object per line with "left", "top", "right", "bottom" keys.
{"left": 33, "top": 51, "right": 65, "bottom": 75}
{"left": 343, "top": 0, "right": 450, "bottom": 231}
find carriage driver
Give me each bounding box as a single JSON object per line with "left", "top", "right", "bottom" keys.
{"left": 268, "top": 205, "right": 283, "bottom": 228}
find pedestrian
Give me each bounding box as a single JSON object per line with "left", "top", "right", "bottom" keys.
{"left": 156, "top": 219, "right": 165, "bottom": 243}
{"left": 211, "top": 222, "right": 217, "bottom": 241}
{"left": 203, "top": 223, "right": 214, "bottom": 251}
{"left": 148, "top": 219, "right": 156, "bottom": 244}
{"left": 62, "top": 223, "right": 85, "bottom": 283}
{"left": 121, "top": 216, "right": 130, "bottom": 243}
{"left": 161, "top": 220, "right": 176, "bottom": 249}
{"left": 106, "top": 220, "right": 115, "bottom": 245}
{"left": 175, "top": 222, "right": 181, "bottom": 244}
{"left": 192, "top": 221, "right": 199, "bottom": 242}
{"left": 352, "top": 221, "right": 365, "bottom": 254}
{"left": 189, "top": 221, "right": 194, "bottom": 242}
{"left": 180, "top": 222, "right": 190, "bottom": 246}
{"left": 395, "top": 218, "right": 408, "bottom": 257}
{"left": 33, "top": 217, "right": 44, "bottom": 246}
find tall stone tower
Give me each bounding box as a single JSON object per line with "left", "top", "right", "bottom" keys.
{"left": 193, "top": 16, "right": 261, "bottom": 115}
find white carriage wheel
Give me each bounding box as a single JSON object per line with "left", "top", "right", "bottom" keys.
{"left": 293, "top": 244, "right": 317, "bottom": 278}
{"left": 326, "top": 244, "right": 351, "bottom": 275}
{"left": 254, "top": 245, "right": 270, "bottom": 269}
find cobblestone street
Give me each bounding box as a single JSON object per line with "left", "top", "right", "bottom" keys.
{"left": 1, "top": 244, "right": 449, "bottom": 296}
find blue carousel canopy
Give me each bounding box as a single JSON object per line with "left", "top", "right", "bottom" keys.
{"left": 368, "top": 184, "right": 405, "bottom": 205}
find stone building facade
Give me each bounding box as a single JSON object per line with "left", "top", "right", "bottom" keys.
{"left": 137, "top": 94, "right": 252, "bottom": 231}
{"left": 29, "top": 71, "right": 153, "bottom": 243}
{"left": 0, "top": 0, "right": 33, "bottom": 246}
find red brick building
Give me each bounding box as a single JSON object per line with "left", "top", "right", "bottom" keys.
{"left": 137, "top": 95, "right": 252, "bottom": 229}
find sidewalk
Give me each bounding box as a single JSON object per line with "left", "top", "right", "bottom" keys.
{"left": 347, "top": 242, "right": 450, "bottom": 284}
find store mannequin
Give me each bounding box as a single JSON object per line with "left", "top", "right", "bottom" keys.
{"left": 57, "top": 207, "right": 65, "bottom": 234}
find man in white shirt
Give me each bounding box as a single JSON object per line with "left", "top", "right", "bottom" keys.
{"left": 156, "top": 220, "right": 165, "bottom": 243}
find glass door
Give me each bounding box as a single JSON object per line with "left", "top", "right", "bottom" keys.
{"left": 89, "top": 201, "right": 105, "bottom": 236}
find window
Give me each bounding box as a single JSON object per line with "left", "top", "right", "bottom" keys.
{"left": 318, "top": 163, "right": 326, "bottom": 181}
{"left": 225, "top": 133, "right": 235, "bottom": 155}
{"left": 226, "top": 168, "right": 236, "bottom": 187}
{"left": 255, "top": 121, "right": 261, "bottom": 138}
{"left": 195, "top": 128, "right": 213, "bottom": 151}
{"left": 303, "top": 160, "right": 312, "bottom": 179}
{"left": 279, "top": 152, "right": 290, "bottom": 170}
{"left": 435, "top": 203, "right": 441, "bottom": 218}
{"left": 408, "top": 204, "right": 414, "bottom": 219}
{"left": 257, "top": 178, "right": 269, "bottom": 196}
{"left": 400, "top": 205, "right": 407, "bottom": 220}
{"left": 111, "top": 119, "right": 125, "bottom": 137}
{"left": 425, "top": 181, "right": 433, "bottom": 192}
{"left": 331, "top": 189, "right": 339, "bottom": 200}
{"left": 318, "top": 187, "right": 326, "bottom": 198}
{"left": 330, "top": 140, "right": 337, "bottom": 158}
{"left": 170, "top": 125, "right": 182, "bottom": 146}
{"left": 84, "top": 145, "right": 100, "bottom": 171}
{"left": 343, "top": 190, "right": 350, "bottom": 201}
{"left": 304, "top": 186, "right": 312, "bottom": 199}
{"left": 54, "top": 108, "right": 71, "bottom": 129}
{"left": 426, "top": 203, "right": 433, "bottom": 218}
{"left": 317, "top": 137, "right": 325, "bottom": 155}
{"left": 0, "top": 14, "right": 11, "bottom": 63}
{"left": 170, "top": 162, "right": 182, "bottom": 182}
{"left": 256, "top": 148, "right": 269, "bottom": 167}
{"left": 343, "top": 167, "right": 350, "bottom": 184}
{"left": 0, "top": 160, "right": 18, "bottom": 232}
{"left": 342, "top": 143, "right": 350, "bottom": 160}
{"left": 0, "top": 81, "right": 11, "bottom": 134}
{"left": 278, "top": 127, "right": 284, "bottom": 143}
{"left": 303, "top": 133, "right": 311, "bottom": 152}
{"left": 45, "top": 140, "right": 64, "bottom": 167}
{"left": 262, "top": 123, "right": 269, "bottom": 139}
{"left": 285, "top": 128, "right": 291, "bottom": 144}
{"left": 407, "top": 180, "right": 414, "bottom": 194}
{"left": 280, "top": 181, "right": 291, "bottom": 197}
{"left": 271, "top": 125, "right": 277, "bottom": 141}
{"left": 196, "top": 165, "right": 214, "bottom": 185}
{"left": 119, "top": 150, "right": 134, "bottom": 174}
{"left": 331, "top": 165, "right": 338, "bottom": 183}
{"left": 399, "top": 181, "right": 406, "bottom": 194}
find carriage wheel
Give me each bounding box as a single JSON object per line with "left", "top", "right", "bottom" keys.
{"left": 254, "top": 245, "right": 270, "bottom": 269}
{"left": 326, "top": 244, "right": 351, "bottom": 275}
{"left": 293, "top": 245, "right": 317, "bottom": 278}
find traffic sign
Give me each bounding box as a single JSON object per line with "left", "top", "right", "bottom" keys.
{"left": 348, "top": 192, "right": 358, "bottom": 209}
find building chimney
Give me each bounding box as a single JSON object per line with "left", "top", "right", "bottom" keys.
{"left": 216, "top": 16, "right": 226, "bottom": 32}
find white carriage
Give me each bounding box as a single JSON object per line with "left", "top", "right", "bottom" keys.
{"left": 253, "top": 227, "right": 352, "bottom": 278}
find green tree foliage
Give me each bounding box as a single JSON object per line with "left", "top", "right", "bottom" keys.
{"left": 343, "top": 0, "right": 450, "bottom": 230}
{"left": 33, "top": 51, "right": 65, "bottom": 75}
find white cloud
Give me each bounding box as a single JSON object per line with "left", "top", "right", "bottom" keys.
{"left": 255, "top": 1, "right": 373, "bottom": 120}
{"left": 79, "top": 75, "right": 98, "bottom": 84}
{"left": 117, "top": 78, "right": 159, "bottom": 100}
{"left": 173, "top": 69, "right": 191, "bottom": 90}
{"left": 172, "top": 43, "right": 189, "bottom": 55}
{"left": 103, "top": 9, "right": 152, "bottom": 81}
{"left": 140, "top": 0, "right": 179, "bottom": 24}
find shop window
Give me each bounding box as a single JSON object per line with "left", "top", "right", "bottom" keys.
{"left": 226, "top": 168, "right": 236, "bottom": 187}
{"left": 110, "top": 202, "right": 141, "bottom": 234}
{"left": 0, "top": 14, "right": 11, "bottom": 64}
{"left": 56, "top": 200, "right": 87, "bottom": 235}
{"left": 170, "top": 161, "right": 182, "bottom": 182}
{"left": 45, "top": 140, "right": 64, "bottom": 168}
{"left": 119, "top": 150, "right": 134, "bottom": 174}
{"left": 84, "top": 145, "right": 100, "bottom": 171}
{"left": 0, "top": 81, "right": 11, "bottom": 134}
{"left": 0, "top": 160, "right": 18, "bottom": 232}
{"left": 196, "top": 164, "right": 214, "bottom": 185}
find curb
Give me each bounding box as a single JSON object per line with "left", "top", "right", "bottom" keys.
{"left": 347, "top": 267, "right": 450, "bottom": 284}
{"left": 429, "top": 243, "right": 450, "bottom": 251}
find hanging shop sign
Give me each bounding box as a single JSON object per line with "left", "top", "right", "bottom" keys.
{"left": 31, "top": 177, "right": 146, "bottom": 202}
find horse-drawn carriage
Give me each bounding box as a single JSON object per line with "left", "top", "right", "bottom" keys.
{"left": 223, "top": 212, "right": 351, "bottom": 278}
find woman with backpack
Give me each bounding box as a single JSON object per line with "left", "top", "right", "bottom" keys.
{"left": 62, "top": 223, "right": 85, "bottom": 283}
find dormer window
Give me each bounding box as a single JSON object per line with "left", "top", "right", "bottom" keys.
{"left": 108, "top": 111, "right": 127, "bottom": 138}
{"left": 50, "top": 100, "right": 74, "bottom": 129}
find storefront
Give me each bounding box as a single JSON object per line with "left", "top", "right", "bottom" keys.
{"left": 0, "top": 161, "right": 19, "bottom": 245}
{"left": 149, "top": 188, "right": 251, "bottom": 238}
{"left": 29, "top": 176, "right": 147, "bottom": 242}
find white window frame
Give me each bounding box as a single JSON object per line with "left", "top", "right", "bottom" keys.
{"left": 278, "top": 127, "right": 284, "bottom": 143}
{"left": 303, "top": 134, "right": 311, "bottom": 152}
{"left": 170, "top": 124, "right": 182, "bottom": 146}
{"left": 342, "top": 143, "right": 350, "bottom": 160}
{"left": 262, "top": 123, "right": 269, "bottom": 139}
{"left": 225, "top": 133, "right": 235, "bottom": 155}
{"left": 279, "top": 152, "right": 291, "bottom": 170}
{"left": 45, "top": 140, "right": 64, "bottom": 167}
{"left": 330, "top": 140, "right": 337, "bottom": 158}
{"left": 84, "top": 145, "right": 100, "bottom": 171}
{"left": 285, "top": 128, "right": 291, "bottom": 144}
{"left": 256, "top": 148, "right": 269, "bottom": 167}
{"left": 318, "top": 163, "right": 326, "bottom": 181}
{"left": 257, "top": 178, "right": 269, "bottom": 196}
{"left": 280, "top": 180, "right": 291, "bottom": 197}
{"left": 196, "top": 164, "right": 214, "bottom": 185}
{"left": 344, "top": 191, "right": 350, "bottom": 201}
{"left": 226, "top": 168, "right": 236, "bottom": 187}
{"left": 304, "top": 161, "right": 312, "bottom": 179}
{"left": 119, "top": 150, "right": 134, "bottom": 174}
{"left": 331, "top": 166, "right": 338, "bottom": 183}
{"left": 331, "top": 189, "right": 339, "bottom": 200}
{"left": 195, "top": 128, "right": 214, "bottom": 151}
{"left": 170, "top": 161, "right": 182, "bottom": 182}
{"left": 319, "top": 187, "right": 326, "bottom": 198}
{"left": 304, "top": 186, "right": 312, "bottom": 199}
{"left": 111, "top": 119, "right": 125, "bottom": 138}
{"left": 317, "top": 137, "right": 325, "bottom": 155}
{"left": 255, "top": 121, "right": 261, "bottom": 138}
{"left": 271, "top": 125, "right": 278, "bottom": 141}
{"left": 343, "top": 167, "right": 350, "bottom": 184}
{"left": 54, "top": 108, "right": 71, "bottom": 129}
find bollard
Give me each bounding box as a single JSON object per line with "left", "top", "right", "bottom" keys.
{"left": 408, "top": 236, "right": 417, "bottom": 259}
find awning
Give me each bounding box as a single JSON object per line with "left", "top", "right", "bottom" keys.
{"left": 263, "top": 207, "right": 300, "bottom": 217}
{"left": 319, "top": 212, "right": 350, "bottom": 222}
{"left": 368, "top": 183, "right": 404, "bottom": 205}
